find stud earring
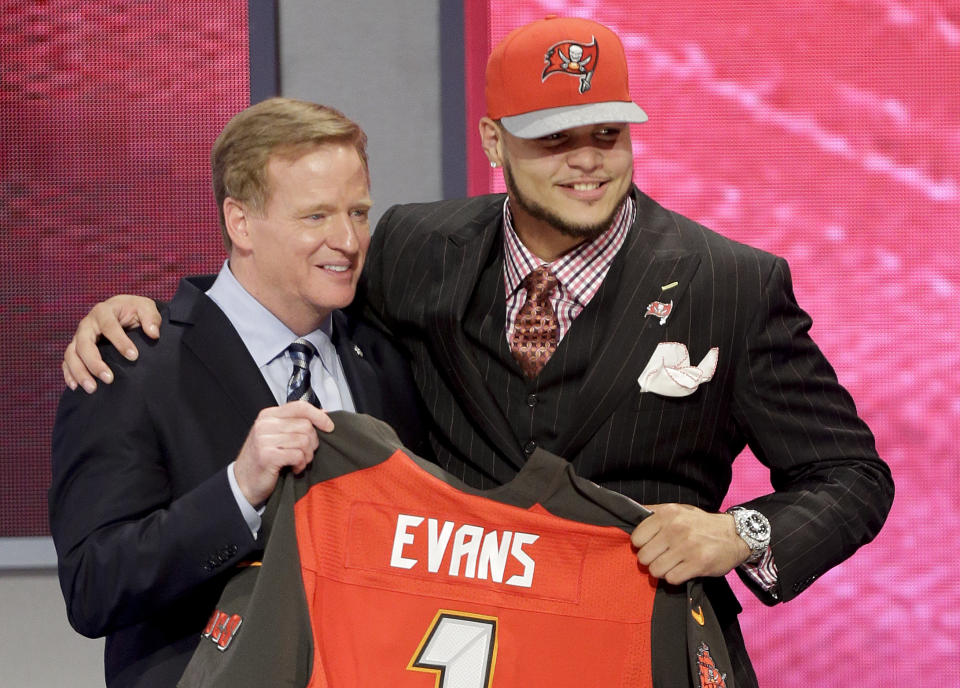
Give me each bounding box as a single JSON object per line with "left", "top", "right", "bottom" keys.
{"left": 490, "top": 160, "right": 499, "bottom": 168}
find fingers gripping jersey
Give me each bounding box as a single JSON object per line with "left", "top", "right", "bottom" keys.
{"left": 179, "top": 413, "right": 733, "bottom": 688}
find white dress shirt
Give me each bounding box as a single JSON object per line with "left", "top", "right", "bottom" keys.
{"left": 205, "top": 260, "right": 356, "bottom": 536}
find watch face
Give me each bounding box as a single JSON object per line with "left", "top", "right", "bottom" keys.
{"left": 733, "top": 509, "right": 770, "bottom": 556}
{"left": 745, "top": 513, "right": 769, "bottom": 538}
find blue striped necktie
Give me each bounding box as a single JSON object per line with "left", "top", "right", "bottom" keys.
{"left": 285, "top": 338, "right": 321, "bottom": 407}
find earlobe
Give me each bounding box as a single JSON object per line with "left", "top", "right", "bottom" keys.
{"left": 478, "top": 116, "right": 504, "bottom": 168}
{"left": 223, "top": 198, "right": 252, "bottom": 250}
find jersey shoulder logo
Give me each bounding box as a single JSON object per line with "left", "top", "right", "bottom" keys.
{"left": 696, "top": 641, "right": 728, "bottom": 688}
{"left": 201, "top": 608, "right": 243, "bottom": 651}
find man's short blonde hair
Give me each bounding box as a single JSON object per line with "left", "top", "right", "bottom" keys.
{"left": 211, "top": 97, "right": 369, "bottom": 249}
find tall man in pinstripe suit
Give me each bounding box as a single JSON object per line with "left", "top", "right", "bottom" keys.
{"left": 62, "top": 17, "right": 892, "bottom": 686}
{"left": 360, "top": 17, "right": 889, "bottom": 684}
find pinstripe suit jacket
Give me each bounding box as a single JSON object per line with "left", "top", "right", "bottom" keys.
{"left": 361, "top": 187, "right": 893, "bottom": 613}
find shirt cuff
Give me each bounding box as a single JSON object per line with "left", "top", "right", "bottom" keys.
{"left": 227, "top": 461, "right": 264, "bottom": 538}
{"left": 739, "top": 546, "right": 779, "bottom": 598}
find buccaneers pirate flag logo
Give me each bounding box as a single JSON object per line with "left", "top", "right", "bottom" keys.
{"left": 542, "top": 37, "right": 599, "bottom": 94}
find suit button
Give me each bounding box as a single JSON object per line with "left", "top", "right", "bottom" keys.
{"left": 526, "top": 394, "right": 538, "bottom": 407}
{"left": 523, "top": 441, "right": 537, "bottom": 455}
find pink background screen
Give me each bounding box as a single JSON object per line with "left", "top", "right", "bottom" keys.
{"left": 0, "top": 2, "right": 249, "bottom": 536}
{"left": 1, "top": 1, "right": 956, "bottom": 683}
{"left": 467, "top": 1, "right": 959, "bottom": 685}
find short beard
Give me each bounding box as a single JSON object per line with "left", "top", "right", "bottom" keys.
{"left": 502, "top": 158, "right": 630, "bottom": 242}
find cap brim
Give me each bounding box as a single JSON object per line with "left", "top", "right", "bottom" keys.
{"left": 499, "top": 101, "right": 648, "bottom": 139}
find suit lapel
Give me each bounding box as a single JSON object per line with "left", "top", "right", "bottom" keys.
{"left": 173, "top": 277, "right": 276, "bottom": 426}
{"left": 558, "top": 197, "right": 702, "bottom": 458}
{"left": 428, "top": 211, "right": 526, "bottom": 470}
{"left": 330, "top": 310, "right": 382, "bottom": 418}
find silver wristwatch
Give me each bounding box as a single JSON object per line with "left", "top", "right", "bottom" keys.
{"left": 729, "top": 507, "right": 771, "bottom": 563}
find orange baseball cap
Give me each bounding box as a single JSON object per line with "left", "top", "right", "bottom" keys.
{"left": 486, "top": 16, "right": 648, "bottom": 139}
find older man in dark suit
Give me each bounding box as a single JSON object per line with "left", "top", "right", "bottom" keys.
{"left": 60, "top": 17, "right": 892, "bottom": 687}
{"left": 49, "top": 98, "right": 425, "bottom": 687}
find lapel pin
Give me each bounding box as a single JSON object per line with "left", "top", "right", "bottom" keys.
{"left": 661, "top": 281, "right": 678, "bottom": 291}
{"left": 645, "top": 300, "right": 673, "bottom": 326}
{"left": 353, "top": 344, "right": 364, "bottom": 358}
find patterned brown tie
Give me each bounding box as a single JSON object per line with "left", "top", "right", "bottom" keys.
{"left": 510, "top": 266, "right": 560, "bottom": 378}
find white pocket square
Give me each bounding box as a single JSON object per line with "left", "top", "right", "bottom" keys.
{"left": 638, "top": 342, "right": 719, "bottom": 397}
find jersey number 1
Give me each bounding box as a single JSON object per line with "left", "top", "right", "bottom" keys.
{"left": 408, "top": 611, "right": 498, "bottom": 687}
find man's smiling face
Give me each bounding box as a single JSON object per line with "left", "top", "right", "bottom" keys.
{"left": 499, "top": 122, "right": 634, "bottom": 244}
{"left": 232, "top": 143, "right": 372, "bottom": 334}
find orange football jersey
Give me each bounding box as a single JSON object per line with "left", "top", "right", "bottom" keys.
{"left": 179, "top": 413, "right": 732, "bottom": 688}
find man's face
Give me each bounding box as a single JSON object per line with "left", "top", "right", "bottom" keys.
{"left": 499, "top": 123, "right": 634, "bottom": 243}
{"left": 237, "top": 144, "right": 372, "bottom": 334}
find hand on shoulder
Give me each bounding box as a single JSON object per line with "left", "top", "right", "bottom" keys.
{"left": 62, "top": 294, "right": 161, "bottom": 393}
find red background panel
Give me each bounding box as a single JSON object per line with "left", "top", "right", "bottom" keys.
{"left": 0, "top": 0, "right": 249, "bottom": 537}
{"left": 469, "top": 1, "right": 959, "bottom": 685}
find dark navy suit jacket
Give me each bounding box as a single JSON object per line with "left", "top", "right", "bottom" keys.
{"left": 50, "top": 275, "right": 426, "bottom": 687}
